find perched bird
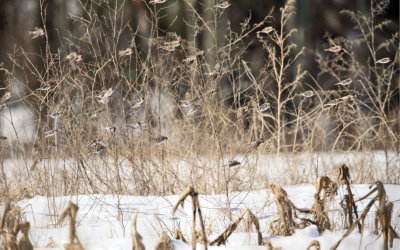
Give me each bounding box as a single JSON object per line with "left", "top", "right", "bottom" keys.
{"left": 0, "top": 104, "right": 7, "bottom": 112}
{"left": 250, "top": 139, "right": 264, "bottom": 150}
{"left": 132, "top": 97, "right": 145, "bottom": 109}
{"left": 0, "top": 90, "right": 12, "bottom": 103}
{"left": 168, "top": 79, "right": 179, "bottom": 88}
{"left": 29, "top": 27, "right": 44, "bottom": 39}
{"left": 228, "top": 160, "right": 241, "bottom": 167}
{"left": 36, "top": 83, "right": 53, "bottom": 91}
{"left": 180, "top": 94, "right": 204, "bottom": 108}
{"left": 324, "top": 45, "right": 342, "bottom": 53}
{"left": 236, "top": 106, "right": 249, "bottom": 119}
{"left": 186, "top": 106, "right": 200, "bottom": 117}
{"left": 66, "top": 51, "right": 83, "bottom": 70}
{"left": 300, "top": 90, "right": 315, "bottom": 98}
{"left": 66, "top": 51, "right": 83, "bottom": 63}
{"left": 258, "top": 103, "right": 270, "bottom": 113}
{"left": 155, "top": 136, "right": 168, "bottom": 145}
{"left": 90, "top": 109, "right": 104, "bottom": 119}
{"left": 96, "top": 87, "right": 115, "bottom": 99}
{"left": 208, "top": 63, "right": 222, "bottom": 79}
{"left": 97, "top": 96, "right": 112, "bottom": 104}
{"left": 105, "top": 126, "right": 116, "bottom": 135}
{"left": 118, "top": 48, "right": 133, "bottom": 57}
{"left": 163, "top": 40, "right": 181, "bottom": 47}
{"left": 323, "top": 101, "right": 340, "bottom": 107}
{"left": 191, "top": 96, "right": 203, "bottom": 106}
{"left": 215, "top": 1, "right": 231, "bottom": 9}
{"left": 339, "top": 95, "right": 355, "bottom": 104}
{"left": 376, "top": 57, "right": 391, "bottom": 64}
{"left": 257, "top": 26, "right": 274, "bottom": 35}
{"left": 44, "top": 129, "right": 59, "bottom": 138}
{"left": 90, "top": 139, "right": 107, "bottom": 154}
{"left": 149, "top": 0, "right": 167, "bottom": 4}
{"left": 159, "top": 40, "right": 181, "bottom": 52}
{"left": 48, "top": 110, "right": 63, "bottom": 119}
{"left": 179, "top": 99, "right": 191, "bottom": 108}
{"left": 207, "top": 89, "right": 218, "bottom": 97}
{"left": 335, "top": 78, "right": 352, "bottom": 86}
{"left": 128, "top": 122, "right": 144, "bottom": 134}
{"left": 159, "top": 45, "right": 178, "bottom": 52}
{"left": 183, "top": 51, "right": 204, "bottom": 65}
{"left": 183, "top": 56, "right": 197, "bottom": 65}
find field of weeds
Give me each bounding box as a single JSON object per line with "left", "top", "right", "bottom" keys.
{"left": 0, "top": 0, "right": 399, "bottom": 249}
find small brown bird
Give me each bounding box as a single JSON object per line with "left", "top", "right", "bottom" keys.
{"left": 186, "top": 106, "right": 200, "bottom": 117}
{"left": 215, "top": 1, "right": 231, "bottom": 9}
{"left": 29, "top": 27, "right": 44, "bottom": 39}
{"left": 97, "top": 96, "right": 111, "bottom": 104}
{"left": 96, "top": 88, "right": 115, "bottom": 99}
{"left": 36, "top": 83, "right": 53, "bottom": 91}
{"left": 155, "top": 136, "right": 168, "bottom": 145}
{"left": 48, "top": 110, "right": 63, "bottom": 119}
{"left": 376, "top": 57, "right": 391, "bottom": 64}
{"left": 183, "top": 56, "right": 197, "bottom": 65}
{"left": 66, "top": 51, "right": 83, "bottom": 63}
{"left": 90, "top": 139, "right": 107, "bottom": 154}
{"left": 104, "top": 126, "right": 116, "bottom": 135}
{"left": 323, "top": 101, "right": 340, "bottom": 107}
{"left": 128, "top": 122, "right": 144, "bottom": 134}
{"left": 335, "top": 78, "right": 352, "bottom": 86}
{"left": 325, "top": 45, "right": 342, "bottom": 53}
{"left": 228, "top": 160, "right": 241, "bottom": 167}
{"left": 250, "top": 139, "right": 264, "bottom": 149}
{"left": 118, "top": 48, "right": 133, "bottom": 57}
{"left": 300, "top": 90, "right": 315, "bottom": 98}
{"left": 236, "top": 106, "right": 249, "bottom": 119}
{"left": 0, "top": 90, "right": 12, "bottom": 103}
{"left": 44, "top": 129, "right": 59, "bottom": 138}
{"left": 257, "top": 26, "right": 274, "bottom": 35}
{"left": 208, "top": 63, "right": 222, "bottom": 79}
{"left": 132, "top": 97, "right": 145, "bottom": 109}
{"left": 90, "top": 109, "right": 104, "bottom": 119}
{"left": 258, "top": 103, "right": 270, "bottom": 113}
{"left": 149, "top": 0, "right": 167, "bottom": 4}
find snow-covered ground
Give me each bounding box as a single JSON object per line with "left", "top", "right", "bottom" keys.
{"left": 4, "top": 184, "right": 400, "bottom": 249}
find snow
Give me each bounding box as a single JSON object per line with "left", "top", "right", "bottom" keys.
{"left": 2, "top": 184, "right": 399, "bottom": 249}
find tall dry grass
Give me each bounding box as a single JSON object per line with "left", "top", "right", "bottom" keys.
{"left": 0, "top": 0, "right": 397, "bottom": 204}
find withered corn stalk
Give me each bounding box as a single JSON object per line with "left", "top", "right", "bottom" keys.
{"left": 172, "top": 186, "right": 207, "bottom": 250}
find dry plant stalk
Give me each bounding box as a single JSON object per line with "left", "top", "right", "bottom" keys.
{"left": 247, "top": 210, "right": 263, "bottom": 245}
{"left": 311, "top": 176, "right": 336, "bottom": 232}
{"left": 1, "top": 202, "right": 21, "bottom": 235}
{"left": 172, "top": 186, "right": 207, "bottom": 250}
{"left": 210, "top": 208, "right": 249, "bottom": 246}
{"left": 330, "top": 181, "right": 399, "bottom": 250}
{"left": 265, "top": 241, "right": 282, "bottom": 250}
{"left": 58, "top": 202, "right": 84, "bottom": 250}
{"left": 2, "top": 233, "right": 18, "bottom": 250}
{"left": 338, "top": 164, "right": 361, "bottom": 232}
{"left": 306, "top": 240, "right": 320, "bottom": 250}
{"left": 16, "top": 222, "right": 33, "bottom": 250}
{"left": 268, "top": 184, "right": 296, "bottom": 236}
{"left": 0, "top": 202, "right": 32, "bottom": 250}
{"left": 173, "top": 229, "right": 187, "bottom": 243}
{"left": 154, "top": 231, "right": 174, "bottom": 250}
{"left": 131, "top": 211, "right": 145, "bottom": 250}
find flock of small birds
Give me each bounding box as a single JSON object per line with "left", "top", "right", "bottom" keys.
{"left": 17, "top": 0, "right": 392, "bottom": 159}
